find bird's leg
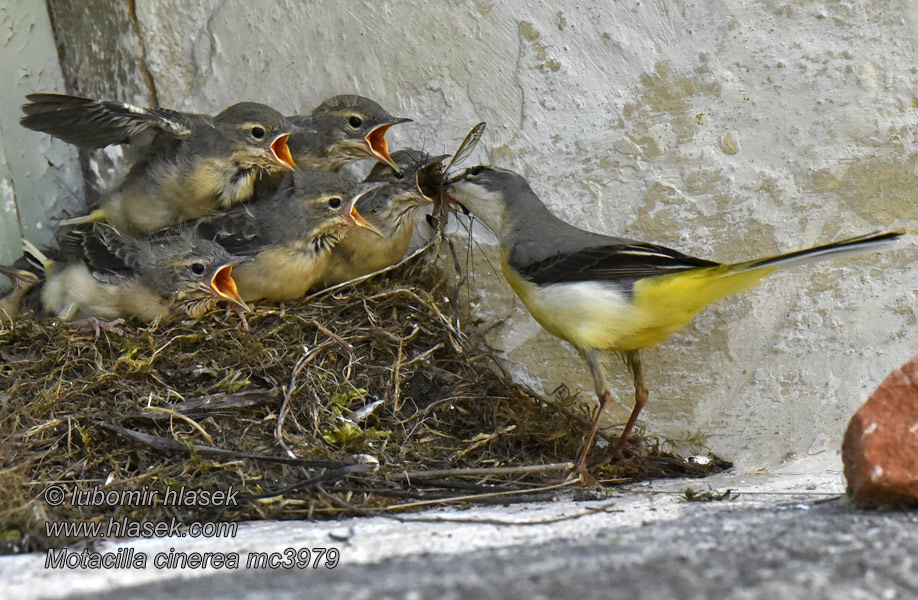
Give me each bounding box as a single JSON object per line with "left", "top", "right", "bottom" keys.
{"left": 598, "top": 350, "right": 648, "bottom": 464}
{"left": 572, "top": 389, "right": 612, "bottom": 478}
{"left": 224, "top": 303, "right": 250, "bottom": 330}
{"left": 571, "top": 348, "right": 614, "bottom": 479}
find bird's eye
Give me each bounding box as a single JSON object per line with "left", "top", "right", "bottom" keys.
{"left": 328, "top": 196, "right": 342, "bottom": 209}
{"left": 191, "top": 262, "right": 206, "bottom": 276}
{"left": 468, "top": 166, "right": 486, "bottom": 177}
{"left": 251, "top": 126, "right": 266, "bottom": 139}
{"left": 348, "top": 116, "right": 362, "bottom": 129}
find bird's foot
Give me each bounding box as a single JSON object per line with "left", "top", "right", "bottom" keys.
{"left": 224, "top": 304, "right": 250, "bottom": 330}
{"left": 71, "top": 317, "right": 125, "bottom": 338}
{"left": 593, "top": 436, "right": 639, "bottom": 468}
{"left": 565, "top": 455, "right": 600, "bottom": 486}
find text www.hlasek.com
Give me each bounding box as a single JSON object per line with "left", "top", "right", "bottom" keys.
{"left": 46, "top": 517, "right": 236, "bottom": 539}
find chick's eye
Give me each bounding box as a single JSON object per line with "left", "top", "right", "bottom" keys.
{"left": 327, "top": 196, "right": 342, "bottom": 209}
{"left": 250, "top": 126, "right": 266, "bottom": 139}
{"left": 348, "top": 116, "right": 362, "bottom": 129}
{"left": 191, "top": 263, "right": 206, "bottom": 276}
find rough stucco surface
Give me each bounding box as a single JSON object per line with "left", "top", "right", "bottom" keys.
{"left": 10, "top": 1, "right": 918, "bottom": 470}
{"left": 0, "top": 0, "right": 81, "bottom": 274}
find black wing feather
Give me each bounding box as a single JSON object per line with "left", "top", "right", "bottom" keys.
{"left": 21, "top": 93, "right": 192, "bottom": 148}
{"left": 191, "top": 210, "right": 263, "bottom": 256}
{"left": 516, "top": 241, "right": 720, "bottom": 286}
{"left": 58, "top": 225, "right": 138, "bottom": 277}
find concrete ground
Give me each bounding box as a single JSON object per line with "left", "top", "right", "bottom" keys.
{"left": 3, "top": 468, "right": 916, "bottom": 600}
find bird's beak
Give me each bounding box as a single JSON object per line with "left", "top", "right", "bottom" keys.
{"left": 447, "top": 166, "right": 476, "bottom": 184}
{"left": 344, "top": 188, "right": 385, "bottom": 238}
{"left": 416, "top": 154, "right": 451, "bottom": 200}
{"left": 0, "top": 264, "right": 40, "bottom": 289}
{"left": 364, "top": 117, "right": 412, "bottom": 173}
{"left": 269, "top": 133, "right": 296, "bottom": 171}
{"left": 441, "top": 177, "right": 458, "bottom": 207}
{"left": 210, "top": 264, "right": 249, "bottom": 312}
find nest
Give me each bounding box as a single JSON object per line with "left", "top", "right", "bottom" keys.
{"left": 0, "top": 243, "right": 728, "bottom": 554}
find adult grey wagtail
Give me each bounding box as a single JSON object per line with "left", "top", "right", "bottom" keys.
{"left": 21, "top": 93, "right": 298, "bottom": 234}
{"left": 445, "top": 165, "right": 904, "bottom": 477}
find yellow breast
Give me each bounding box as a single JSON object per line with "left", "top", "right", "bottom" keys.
{"left": 320, "top": 224, "right": 414, "bottom": 287}
{"left": 502, "top": 254, "right": 774, "bottom": 352}
{"left": 42, "top": 263, "right": 122, "bottom": 321}
{"left": 234, "top": 245, "right": 329, "bottom": 302}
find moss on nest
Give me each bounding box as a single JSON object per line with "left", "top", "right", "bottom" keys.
{"left": 0, "top": 244, "right": 728, "bottom": 554}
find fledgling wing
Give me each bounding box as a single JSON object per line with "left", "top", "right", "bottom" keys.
{"left": 58, "top": 225, "right": 139, "bottom": 279}
{"left": 514, "top": 241, "right": 720, "bottom": 286}
{"left": 191, "top": 209, "right": 265, "bottom": 257}
{"left": 21, "top": 93, "right": 193, "bottom": 148}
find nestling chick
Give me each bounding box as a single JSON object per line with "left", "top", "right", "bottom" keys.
{"left": 24, "top": 225, "right": 248, "bottom": 324}
{"left": 287, "top": 95, "right": 411, "bottom": 172}
{"left": 0, "top": 265, "right": 41, "bottom": 320}
{"left": 187, "top": 169, "right": 383, "bottom": 302}
{"left": 21, "top": 93, "right": 298, "bottom": 234}
{"left": 317, "top": 149, "right": 448, "bottom": 288}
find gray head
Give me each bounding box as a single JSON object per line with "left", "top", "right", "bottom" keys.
{"left": 266, "top": 169, "right": 383, "bottom": 246}
{"left": 443, "top": 165, "right": 543, "bottom": 234}
{"left": 290, "top": 94, "right": 411, "bottom": 171}
{"left": 363, "top": 149, "right": 446, "bottom": 183}
{"left": 214, "top": 102, "right": 297, "bottom": 173}
{"left": 353, "top": 150, "right": 448, "bottom": 233}
{"left": 135, "top": 229, "right": 248, "bottom": 314}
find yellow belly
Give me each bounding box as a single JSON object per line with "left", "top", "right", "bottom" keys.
{"left": 235, "top": 246, "right": 329, "bottom": 301}
{"left": 42, "top": 263, "right": 122, "bottom": 320}
{"left": 503, "top": 259, "right": 774, "bottom": 352}
{"left": 41, "top": 264, "right": 170, "bottom": 322}
{"left": 110, "top": 159, "right": 251, "bottom": 233}
{"left": 320, "top": 225, "right": 413, "bottom": 287}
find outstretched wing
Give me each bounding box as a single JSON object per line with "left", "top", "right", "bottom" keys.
{"left": 58, "top": 225, "right": 139, "bottom": 278}
{"left": 514, "top": 241, "right": 720, "bottom": 286}
{"left": 21, "top": 93, "right": 193, "bottom": 148}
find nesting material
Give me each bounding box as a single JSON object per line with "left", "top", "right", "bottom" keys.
{"left": 0, "top": 244, "right": 727, "bottom": 554}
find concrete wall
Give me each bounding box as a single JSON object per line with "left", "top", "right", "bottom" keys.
{"left": 0, "top": 0, "right": 81, "bottom": 275}
{"left": 7, "top": 0, "right": 917, "bottom": 471}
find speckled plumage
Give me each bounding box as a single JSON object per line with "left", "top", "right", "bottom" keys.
{"left": 319, "top": 149, "right": 447, "bottom": 288}
{"left": 21, "top": 94, "right": 298, "bottom": 234}
{"left": 26, "top": 225, "right": 246, "bottom": 323}
{"left": 182, "top": 169, "right": 379, "bottom": 302}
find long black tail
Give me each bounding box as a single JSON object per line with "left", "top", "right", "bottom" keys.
{"left": 731, "top": 230, "right": 904, "bottom": 273}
